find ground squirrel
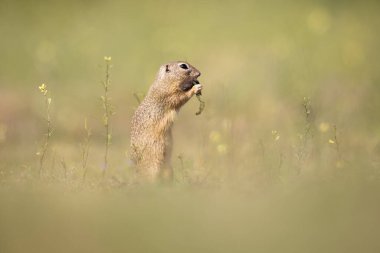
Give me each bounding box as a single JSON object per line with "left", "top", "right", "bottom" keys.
{"left": 130, "top": 61, "right": 202, "bottom": 182}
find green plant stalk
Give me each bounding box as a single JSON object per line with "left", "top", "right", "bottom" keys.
{"left": 195, "top": 94, "right": 205, "bottom": 116}
{"left": 295, "top": 97, "right": 313, "bottom": 174}
{"left": 102, "top": 58, "right": 112, "bottom": 178}
{"left": 38, "top": 86, "right": 52, "bottom": 179}
{"left": 81, "top": 118, "right": 91, "bottom": 182}
{"left": 332, "top": 125, "right": 342, "bottom": 160}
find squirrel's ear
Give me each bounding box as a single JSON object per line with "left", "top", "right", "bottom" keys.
{"left": 165, "top": 65, "right": 170, "bottom": 73}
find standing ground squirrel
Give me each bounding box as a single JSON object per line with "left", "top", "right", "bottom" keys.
{"left": 130, "top": 61, "right": 202, "bottom": 183}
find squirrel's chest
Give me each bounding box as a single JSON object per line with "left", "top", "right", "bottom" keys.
{"left": 155, "top": 109, "right": 177, "bottom": 134}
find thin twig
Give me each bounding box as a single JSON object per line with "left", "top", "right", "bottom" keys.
{"left": 101, "top": 57, "right": 113, "bottom": 178}
{"left": 37, "top": 83, "right": 52, "bottom": 179}
{"left": 81, "top": 118, "right": 91, "bottom": 182}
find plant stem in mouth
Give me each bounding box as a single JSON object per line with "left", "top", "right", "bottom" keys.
{"left": 195, "top": 94, "right": 205, "bottom": 116}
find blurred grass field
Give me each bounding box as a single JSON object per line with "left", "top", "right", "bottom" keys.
{"left": 1, "top": 0, "right": 380, "bottom": 252}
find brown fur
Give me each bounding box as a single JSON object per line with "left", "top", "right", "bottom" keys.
{"left": 130, "top": 61, "right": 202, "bottom": 183}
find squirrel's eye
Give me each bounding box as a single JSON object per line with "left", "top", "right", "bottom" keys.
{"left": 179, "top": 63, "right": 188, "bottom": 70}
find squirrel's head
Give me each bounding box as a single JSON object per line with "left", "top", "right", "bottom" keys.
{"left": 154, "top": 61, "right": 201, "bottom": 94}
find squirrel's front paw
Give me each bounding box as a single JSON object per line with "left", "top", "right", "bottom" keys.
{"left": 193, "top": 84, "right": 202, "bottom": 96}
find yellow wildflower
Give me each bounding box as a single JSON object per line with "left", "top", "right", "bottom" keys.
{"left": 38, "top": 83, "right": 47, "bottom": 95}
{"left": 217, "top": 144, "right": 228, "bottom": 155}
{"left": 272, "top": 130, "right": 280, "bottom": 141}
{"left": 209, "top": 130, "right": 221, "bottom": 143}
{"left": 319, "top": 122, "right": 330, "bottom": 133}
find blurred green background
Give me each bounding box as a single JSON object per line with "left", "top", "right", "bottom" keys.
{"left": 1, "top": 0, "right": 380, "bottom": 252}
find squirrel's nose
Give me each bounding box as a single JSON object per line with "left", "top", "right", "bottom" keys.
{"left": 194, "top": 71, "right": 201, "bottom": 78}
